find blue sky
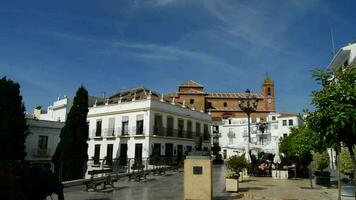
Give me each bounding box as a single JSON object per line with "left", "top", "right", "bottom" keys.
{"left": 0, "top": 0, "right": 355, "bottom": 113}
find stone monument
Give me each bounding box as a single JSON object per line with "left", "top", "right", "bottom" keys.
{"left": 184, "top": 136, "right": 212, "bottom": 200}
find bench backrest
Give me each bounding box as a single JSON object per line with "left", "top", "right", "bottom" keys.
{"left": 88, "top": 169, "right": 112, "bottom": 175}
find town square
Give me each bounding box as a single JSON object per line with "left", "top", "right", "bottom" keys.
{"left": 0, "top": 1, "right": 355, "bottom": 200}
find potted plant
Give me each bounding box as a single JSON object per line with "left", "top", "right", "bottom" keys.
{"left": 340, "top": 147, "right": 356, "bottom": 197}
{"left": 313, "top": 152, "right": 330, "bottom": 185}
{"left": 225, "top": 155, "right": 248, "bottom": 192}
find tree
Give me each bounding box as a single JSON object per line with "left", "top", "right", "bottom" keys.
{"left": 0, "top": 77, "right": 28, "bottom": 200}
{"left": 279, "top": 126, "right": 325, "bottom": 177}
{"left": 52, "top": 86, "right": 89, "bottom": 181}
{"left": 340, "top": 147, "right": 356, "bottom": 180}
{"left": 307, "top": 64, "right": 356, "bottom": 195}
{"left": 0, "top": 77, "right": 28, "bottom": 161}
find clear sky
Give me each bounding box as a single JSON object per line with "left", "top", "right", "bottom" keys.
{"left": 0, "top": 0, "right": 355, "bottom": 113}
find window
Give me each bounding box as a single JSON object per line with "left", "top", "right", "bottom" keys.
{"left": 196, "top": 122, "right": 201, "bottom": 137}
{"left": 38, "top": 135, "right": 48, "bottom": 150}
{"left": 288, "top": 119, "right": 294, "bottom": 126}
{"left": 108, "top": 118, "right": 115, "bottom": 136}
{"left": 187, "top": 121, "right": 192, "bottom": 138}
{"left": 207, "top": 102, "right": 212, "bottom": 108}
{"left": 122, "top": 121, "right": 129, "bottom": 135}
{"left": 96, "top": 120, "right": 102, "bottom": 136}
{"left": 94, "top": 144, "right": 100, "bottom": 164}
{"left": 267, "top": 87, "right": 271, "bottom": 96}
{"left": 272, "top": 116, "right": 276, "bottom": 121}
{"left": 136, "top": 120, "right": 144, "bottom": 135}
{"left": 283, "top": 133, "right": 288, "bottom": 138}
{"left": 282, "top": 120, "right": 287, "bottom": 126}
{"left": 106, "top": 144, "right": 113, "bottom": 165}
{"left": 178, "top": 119, "right": 184, "bottom": 137}
{"left": 167, "top": 116, "right": 174, "bottom": 136}
{"left": 154, "top": 114, "right": 163, "bottom": 135}
{"left": 203, "top": 124, "right": 209, "bottom": 140}
{"left": 213, "top": 125, "right": 219, "bottom": 133}
{"left": 190, "top": 99, "right": 194, "bottom": 104}
{"left": 228, "top": 119, "right": 232, "bottom": 124}
{"left": 223, "top": 102, "right": 227, "bottom": 107}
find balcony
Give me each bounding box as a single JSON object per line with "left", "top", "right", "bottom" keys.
{"left": 131, "top": 126, "right": 145, "bottom": 136}
{"left": 152, "top": 126, "right": 210, "bottom": 140}
{"left": 32, "top": 148, "right": 52, "bottom": 157}
{"left": 90, "top": 129, "right": 103, "bottom": 138}
{"left": 103, "top": 128, "right": 116, "bottom": 137}
{"left": 227, "top": 131, "right": 235, "bottom": 138}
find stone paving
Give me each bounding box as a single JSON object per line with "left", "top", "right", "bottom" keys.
{"left": 56, "top": 165, "right": 353, "bottom": 200}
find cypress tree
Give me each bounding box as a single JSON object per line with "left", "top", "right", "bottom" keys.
{"left": 52, "top": 86, "right": 89, "bottom": 181}
{"left": 0, "top": 77, "right": 28, "bottom": 161}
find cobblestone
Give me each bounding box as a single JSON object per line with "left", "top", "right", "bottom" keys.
{"left": 57, "top": 165, "right": 352, "bottom": 200}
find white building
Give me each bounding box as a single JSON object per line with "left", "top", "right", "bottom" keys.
{"left": 216, "top": 113, "right": 303, "bottom": 159}
{"left": 35, "top": 95, "right": 101, "bottom": 122}
{"left": 25, "top": 118, "right": 64, "bottom": 163}
{"left": 86, "top": 87, "right": 212, "bottom": 172}
{"left": 328, "top": 42, "right": 356, "bottom": 68}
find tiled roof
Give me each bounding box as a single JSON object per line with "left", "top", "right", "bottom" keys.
{"left": 278, "top": 112, "right": 298, "bottom": 118}
{"left": 95, "top": 87, "right": 174, "bottom": 105}
{"left": 208, "top": 107, "right": 267, "bottom": 112}
{"left": 179, "top": 80, "right": 204, "bottom": 87}
{"left": 206, "top": 92, "right": 264, "bottom": 98}
{"left": 179, "top": 88, "right": 205, "bottom": 94}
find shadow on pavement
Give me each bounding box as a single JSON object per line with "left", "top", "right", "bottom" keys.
{"left": 238, "top": 186, "right": 266, "bottom": 192}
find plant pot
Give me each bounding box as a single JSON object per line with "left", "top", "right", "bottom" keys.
{"left": 314, "top": 171, "right": 330, "bottom": 185}
{"left": 272, "top": 170, "right": 288, "bottom": 179}
{"left": 226, "top": 178, "right": 239, "bottom": 192}
{"left": 315, "top": 176, "right": 330, "bottom": 185}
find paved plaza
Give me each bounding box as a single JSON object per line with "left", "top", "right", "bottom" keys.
{"left": 58, "top": 165, "right": 352, "bottom": 200}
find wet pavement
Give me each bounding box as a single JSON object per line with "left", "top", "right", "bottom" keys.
{"left": 57, "top": 165, "right": 353, "bottom": 200}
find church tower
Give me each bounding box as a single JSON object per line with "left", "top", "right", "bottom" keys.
{"left": 261, "top": 74, "right": 276, "bottom": 112}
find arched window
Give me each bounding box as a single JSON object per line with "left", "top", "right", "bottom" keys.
{"left": 267, "top": 87, "right": 271, "bottom": 96}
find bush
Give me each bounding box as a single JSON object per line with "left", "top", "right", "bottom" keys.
{"left": 314, "top": 171, "right": 330, "bottom": 177}
{"left": 224, "top": 172, "right": 240, "bottom": 179}
{"left": 313, "top": 152, "right": 329, "bottom": 171}
{"left": 226, "top": 155, "right": 248, "bottom": 173}
{"left": 340, "top": 147, "right": 356, "bottom": 179}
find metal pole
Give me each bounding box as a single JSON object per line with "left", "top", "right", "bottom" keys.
{"left": 247, "top": 112, "right": 251, "bottom": 143}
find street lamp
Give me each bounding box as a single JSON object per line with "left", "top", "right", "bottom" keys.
{"left": 257, "top": 121, "right": 268, "bottom": 145}
{"left": 238, "top": 89, "right": 258, "bottom": 143}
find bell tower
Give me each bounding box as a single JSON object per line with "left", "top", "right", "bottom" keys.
{"left": 261, "top": 74, "right": 276, "bottom": 112}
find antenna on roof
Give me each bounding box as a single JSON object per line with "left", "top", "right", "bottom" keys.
{"left": 330, "top": 27, "right": 336, "bottom": 58}
{"left": 102, "top": 92, "right": 106, "bottom": 99}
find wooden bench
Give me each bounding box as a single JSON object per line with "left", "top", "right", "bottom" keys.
{"left": 83, "top": 169, "right": 118, "bottom": 191}
{"left": 127, "top": 165, "right": 149, "bottom": 181}
{"left": 152, "top": 164, "right": 166, "bottom": 175}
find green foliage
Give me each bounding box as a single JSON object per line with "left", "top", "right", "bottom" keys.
{"left": 280, "top": 126, "right": 324, "bottom": 159}
{"left": 52, "top": 86, "right": 89, "bottom": 181}
{"left": 0, "top": 77, "right": 28, "bottom": 161}
{"left": 307, "top": 64, "right": 356, "bottom": 148}
{"left": 313, "top": 152, "right": 329, "bottom": 171}
{"left": 307, "top": 64, "right": 356, "bottom": 183}
{"left": 340, "top": 147, "right": 356, "bottom": 178}
{"left": 224, "top": 172, "right": 240, "bottom": 179}
{"left": 226, "top": 155, "right": 248, "bottom": 173}
{"left": 279, "top": 126, "right": 325, "bottom": 177}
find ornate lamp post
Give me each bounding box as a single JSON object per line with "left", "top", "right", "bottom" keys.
{"left": 257, "top": 121, "right": 268, "bottom": 145}
{"left": 238, "top": 89, "right": 258, "bottom": 143}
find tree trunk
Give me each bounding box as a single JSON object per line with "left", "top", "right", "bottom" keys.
{"left": 336, "top": 149, "right": 341, "bottom": 200}
{"left": 347, "top": 145, "right": 356, "bottom": 200}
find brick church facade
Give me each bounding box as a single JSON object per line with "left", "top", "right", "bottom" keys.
{"left": 168, "top": 76, "right": 276, "bottom": 122}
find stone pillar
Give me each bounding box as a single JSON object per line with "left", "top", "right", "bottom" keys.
{"left": 184, "top": 156, "right": 212, "bottom": 200}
